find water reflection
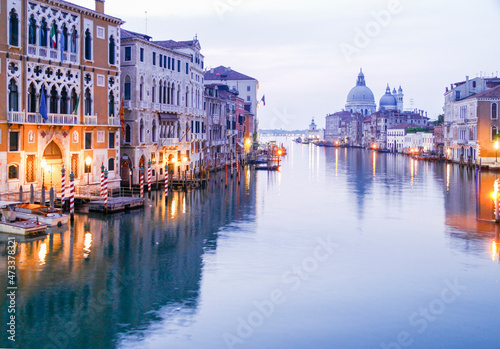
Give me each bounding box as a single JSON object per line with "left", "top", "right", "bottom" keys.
{"left": 0, "top": 171, "right": 257, "bottom": 349}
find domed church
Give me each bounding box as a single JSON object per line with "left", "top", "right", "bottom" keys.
{"left": 345, "top": 69, "right": 404, "bottom": 115}
{"left": 345, "top": 69, "right": 377, "bottom": 116}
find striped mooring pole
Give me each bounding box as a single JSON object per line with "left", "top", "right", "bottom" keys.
{"left": 164, "top": 164, "right": 169, "bottom": 199}
{"left": 69, "top": 172, "right": 75, "bottom": 219}
{"left": 231, "top": 153, "right": 233, "bottom": 178}
{"left": 100, "top": 164, "right": 105, "bottom": 200}
{"left": 148, "top": 161, "right": 152, "bottom": 192}
{"left": 61, "top": 166, "right": 66, "bottom": 209}
{"left": 104, "top": 169, "right": 108, "bottom": 207}
{"left": 140, "top": 166, "right": 144, "bottom": 198}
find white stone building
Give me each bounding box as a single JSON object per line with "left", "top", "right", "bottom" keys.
{"left": 120, "top": 29, "right": 205, "bottom": 185}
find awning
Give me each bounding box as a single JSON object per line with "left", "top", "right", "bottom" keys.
{"left": 159, "top": 113, "right": 179, "bottom": 122}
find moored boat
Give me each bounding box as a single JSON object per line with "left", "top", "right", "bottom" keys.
{"left": 0, "top": 201, "right": 48, "bottom": 235}
{"left": 13, "top": 204, "right": 70, "bottom": 227}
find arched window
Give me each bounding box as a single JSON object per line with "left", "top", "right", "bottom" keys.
{"left": 124, "top": 76, "right": 131, "bottom": 100}
{"left": 84, "top": 29, "right": 92, "bottom": 60}
{"left": 84, "top": 88, "right": 92, "bottom": 115}
{"left": 28, "top": 83, "right": 37, "bottom": 113}
{"left": 492, "top": 102, "right": 498, "bottom": 120}
{"left": 177, "top": 86, "right": 180, "bottom": 106}
{"left": 152, "top": 120, "right": 157, "bottom": 142}
{"left": 9, "top": 10, "right": 19, "bottom": 46}
{"left": 125, "top": 124, "right": 131, "bottom": 143}
{"left": 8, "top": 79, "right": 19, "bottom": 112}
{"left": 108, "top": 158, "right": 115, "bottom": 171}
{"left": 109, "top": 92, "right": 115, "bottom": 116}
{"left": 70, "top": 27, "right": 77, "bottom": 53}
{"left": 8, "top": 164, "right": 19, "bottom": 180}
{"left": 492, "top": 126, "right": 498, "bottom": 141}
{"left": 109, "top": 35, "right": 115, "bottom": 64}
{"left": 50, "top": 23, "right": 57, "bottom": 49}
{"left": 60, "top": 87, "right": 68, "bottom": 114}
{"left": 61, "top": 24, "right": 68, "bottom": 52}
{"left": 40, "top": 18, "right": 48, "bottom": 47}
{"left": 29, "top": 16, "right": 37, "bottom": 45}
{"left": 70, "top": 88, "right": 78, "bottom": 114}
{"left": 139, "top": 119, "right": 144, "bottom": 143}
{"left": 185, "top": 87, "right": 189, "bottom": 107}
{"left": 49, "top": 85, "right": 58, "bottom": 113}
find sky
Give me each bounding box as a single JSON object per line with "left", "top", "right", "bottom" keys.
{"left": 74, "top": 0, "right": 500, "bottom": 130}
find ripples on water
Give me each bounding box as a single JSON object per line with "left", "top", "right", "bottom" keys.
{"left": 0, "top": 138, "right": 499, "bottom": 349}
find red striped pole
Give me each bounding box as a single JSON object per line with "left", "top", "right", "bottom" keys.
{"left": 61, "top": 166, "right": 66, "bottom": 208}
{"left": 104, "top": 169, "right": 108, "bottom": 207}
{"left": 164, "top": 164, "right": 169, "bottom": 199}
{"left": 100, "top": 164, "right": 105, "bottom": 200}
{"left": 231, "top": 153, "right": 233, "bottom": 178}
{"left": 148, "top": 160, "right": 152, "bottom": 192}
{"left": 140, "top": 166, "right": 144, "bottom": 198}
{"left": 69, "top": 172, "right": 75, "bottom": 219}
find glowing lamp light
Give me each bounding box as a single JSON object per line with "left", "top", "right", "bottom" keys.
{"left": 245, "top": 138, "right": 251, "bottom": 145}
{"left": 278, "top": 150, "right": 282, "bottom": 156}
{"left": 371, "top": 144, "right": 377, "bottom": 149}
{"left": 171, "top": 157, "right": 177, "bottom": 163}
{"left": 85, "top": 156, "right": 92, "bottom": 166}
{"left": 495, "top": 141, "right": 499, "bottom": 150}
{"left": 41, "top": 158, "right": 47, "bottom": 170}
{"left": 183, "top": 156, "right": 188, "bottom": 162}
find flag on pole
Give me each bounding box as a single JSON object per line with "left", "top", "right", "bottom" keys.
{"left": 72, "top": 94, "right": 80, "bottom": 115}
{"left": 40, "top": 89, "right": 48, "bottom": 122}
{"left": 50, "top": 24, "right": 57, "bottom": 49}
{"left": 119, "top": 98, "right": 125, "bottom": 140}
{"left": 260, "top": 95, "right": 266, "bottom": 106}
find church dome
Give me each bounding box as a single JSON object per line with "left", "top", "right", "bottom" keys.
{"left": 346, "top": 70, "right": 375, "bottom": 103}
{"left": 379, "top": 84, "right": 397, "bottom": 110}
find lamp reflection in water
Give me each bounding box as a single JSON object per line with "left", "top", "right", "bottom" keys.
{"left": 171, "top": 198, "right": 177, "bottom": 218}
{"left": 446, "top": 163, "right": 451, "bottom": 193}
{"left": 493, "top": 228, "right": 499, "bottom": 261}
{"left": 83, "top": 232, "right": 92, "bottom": 259}
{"left": 372, "top": 151, "right": 377, "bottom": 177}
{"left": 335, "top": 148, "right": 339, "bottom": 176}
{"left": 38, "top": 242, "right": 47, "bottom": 265}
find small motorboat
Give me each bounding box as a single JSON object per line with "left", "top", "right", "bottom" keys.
{"left": 13, "top": 204, "right": 70, "bottom": 227}
{"left": 0, "top": 201, "right": 48, "bottom": 235}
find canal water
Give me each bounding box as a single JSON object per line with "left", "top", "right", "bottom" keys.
{"left": 1, "top": 138, "right": 499, "bottom": 349}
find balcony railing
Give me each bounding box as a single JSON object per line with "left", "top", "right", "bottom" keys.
{"left": 108, "top": 117, "right": 121, "bottom": 126}
{"left": 151, "top": 103, "right": 160, "bottom": 112}
{"left": 161, "top": 104, "right": 183, "bottom": 114}
{"left": 27, "top": 45, "right": 78, "bottom": 64}
{"left": 160, "top": 137, "right": 179, "bottom": 146}
{"left": 8, "top": 111, "right": 79, "bottom": 125}
{"left": 124, "top": 101, "right": 132, "bottom": 110}
{"left": 84, "top": 115, "right": 97, "bottom": 125}
{"left": 139, "top": 101, "right": 148, "bottom": 110}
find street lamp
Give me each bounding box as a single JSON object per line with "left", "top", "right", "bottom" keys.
{"left": 41, "top": 158, "right": 47, "bottom": 188}
{"left": 85, "top": 156, "right": 92, "bottom": 185}
{"left": 495, "top": 141, "right": 499, "bottom": 165}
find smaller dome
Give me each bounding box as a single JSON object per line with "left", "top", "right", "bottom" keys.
{"left": 380, "top": 85, "right": 397, "bottom": 109}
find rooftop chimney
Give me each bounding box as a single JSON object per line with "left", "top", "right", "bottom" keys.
{"left": 95, "top": 0, "right": 104, "bottom": 14}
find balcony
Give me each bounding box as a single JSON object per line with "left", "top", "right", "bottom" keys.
{"left": 160, "top": 138, "right": 179, "bottom": 146}
{"left": 108, "top": 117, "right": 121, "bottom": 126}
{"left": 151, "top": 103, "right": 160, "bottom": 112}
{"left": 8, "top": 111, "right": 79, "bottom": 125}
{"left": 124, "top": 101, "right": 132, "bottom": 110}
{"left": 161, "top": 105, "right": 182, "bottom": 114}
{"left": 138, "top": 101, "right": 148, "bottom": 110}
{"left": 27, "top": 45, "right": 78, "bottom": 64}
{"left": 84, "top": 115, "right": 97, "bottom": 125}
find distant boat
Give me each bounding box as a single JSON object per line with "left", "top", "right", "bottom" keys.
{"left": 0, "top": 201, "right": 48, "bottom": 235}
